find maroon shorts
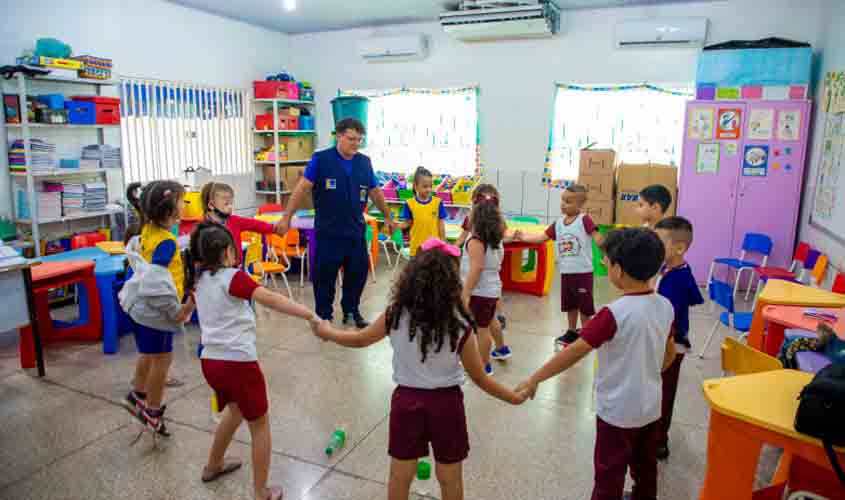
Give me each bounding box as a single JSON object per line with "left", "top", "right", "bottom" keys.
{"left": 469, "top": 296, "right": 498, "bottom": 328}
{"left": 201, "top": 359, "right": 269, "bottom": 422}
{"left": 389, "top": 386, "right": 469, "bottom": 464}
{"left": 561, "top": 273, "right": 596, "bottom": 316}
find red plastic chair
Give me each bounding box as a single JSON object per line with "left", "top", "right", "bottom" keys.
{"left": 832, "top": 272, "right": 845, "bottom": 294}
{"left": 258, "top": 203, "right": 284, "bottom": 215}
{"left": 753, "top": 242, "right": 811, "bottom": 299}
{"left": 70, "top": 232, "right": 107, "bottom": 250}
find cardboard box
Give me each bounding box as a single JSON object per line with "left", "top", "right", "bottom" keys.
{"left": 583, "top": 199, "right": 614, "bottom": 226}
{"left": 283, "top": 166, "right": 313, "bottom": 209}
{"left": 577, "top": 174, "right": 614, "bottom": 202}
{"left": 578, "top": 148, "right": 617, "bottom": 177}
{"left": 614, "top": 163, "right": 678, "bottom": 225}
{"left": 281, "top": 136, "right": 315, "bottom": 162}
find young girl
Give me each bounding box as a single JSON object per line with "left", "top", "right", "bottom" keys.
{"left": 201, "top": 181, "right": 284, "bottom": 265}
{"left": 120, "top": 181, "right": 195, "bottom": 436}
{"left": 190, "top": 221, "right": 319, "bottom": 500}
{"left": 398, "top": 166, "right": 447, "bottom": 257}
{"left": 313, "top": 238, "right": 526, "bottom": 500}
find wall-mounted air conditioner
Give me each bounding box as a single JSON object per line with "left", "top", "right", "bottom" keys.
{"left": 615, "top": 17, "right": 708, "bottom": 49}
{"left": 440, "top": 1, "right": 561, "bottom": 42}
{"left": 357, "top": 34, "right": 428, "bottom": 63}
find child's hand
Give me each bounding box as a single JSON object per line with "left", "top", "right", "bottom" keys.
{"left": 312, "top": 319, "right": 332, "bottom": 341}
{"left": 510, "top": 390, "right": 528, "bottom": 405}
{"left": 515, "top": 379, "right": 537, "bottom": 400}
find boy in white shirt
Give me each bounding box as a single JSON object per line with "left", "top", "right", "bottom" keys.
{"left": 518, "top": 228, "right": 675, "bottom": 500}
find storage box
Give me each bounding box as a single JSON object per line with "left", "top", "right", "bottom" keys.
{"left": 614, "top": 163, "right": 678, "bottom": 225}
{"left": 254, "top": 81, "right": 285, "bottom": 99}
{"left": 36, "top": 108, "right": 69, "bottom": 125}
{"left": 278, "top": 115, "right": 298, "bottom": 130}
{"left": 255, "top": 114, "right": 274, "bottom": 130}
{"left": 280, "top": 136, "right": 314, "bottom": 161}
{"left": 281, "top": 82, "right": 299, "bottom": 100}
{"left": 583, "top": 199, "right": 614, "bottom": 226}
{"left": 65, "top": 100, "right": 96, "bottom": 125}
{"left": 696, "top": 46, "right": 812, "bottom": 88}
{"left": 578, "top": 148, "right": 617, "bottom": 177}
{"left": 299, "top": 115, "right": 314, "bottom": 130}
{"left": 37, "top": 94, "right": 65, "bottom": 110}
{"left": 451, "top": 178, "right": 478, "bottom": 206}
{"left": 284, "top": 166, "right": 312, "bottom": 208}
{"left": 71, "top": 96, "right": 120, "bottom": 124}
{"left": 72, "top": 55, "right": 113, "bottom": 80}
{"left": 16, "top": 56, "right": 82, "bottom": 70}
{"left": 577, "top": 174, "right": 614, "bottom": 202}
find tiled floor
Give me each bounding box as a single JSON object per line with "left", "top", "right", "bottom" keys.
{"left": 0, "top": 263, "right": 760, "bottom": 500}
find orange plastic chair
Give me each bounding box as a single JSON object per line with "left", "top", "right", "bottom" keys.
{"left": 810, "top": 254, "right": 829, "bottom": 287}
{"left": 279, "top": 228, "right": 308, "bottom": 287}
{"left": 259, "top": 234, "right": 292, "bottom": 297}
{"left": 257, "top": 203, "right": 284, "bottom": 215}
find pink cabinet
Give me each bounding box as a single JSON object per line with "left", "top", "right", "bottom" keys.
{"left": 678, "top": 100, "right": 811, "bottom": 284}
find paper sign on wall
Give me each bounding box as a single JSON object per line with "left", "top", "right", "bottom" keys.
{"left": 747, "top": 108, "right": 774, "bottom": 140}
{"left": 688, "top": 108, "right": 714, "bottom": 140}
{"left": 696, "top": 143, "right": 720, "bottom": 174}
{"left": 777, "top": 110, "right": 802, "bottom": 141}
{"left": 717, "top": 108, "right": 742, "bottom": 139}
{"left": 725, "top": 143, "right": 738, "bottom": 156}
{"left": 743, "top": 145, "right": 769, "bottom": 176}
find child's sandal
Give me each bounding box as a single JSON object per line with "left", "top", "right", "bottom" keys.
{"left": 264, "top": 486, "right": 283, "bottom": 500}
{"left": 201, "top": 461, "right": 242, "bottom": 482}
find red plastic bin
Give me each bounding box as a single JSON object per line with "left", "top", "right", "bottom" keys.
{"left": 254, "top": 81, "right": 284, "bottom": 99}
{"left": 255, "top": 114, "right": 274, "bottom": 130}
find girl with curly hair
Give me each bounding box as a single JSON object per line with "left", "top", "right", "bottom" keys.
{"left": 313, "top": 238, "right": 527, "bottom": 500}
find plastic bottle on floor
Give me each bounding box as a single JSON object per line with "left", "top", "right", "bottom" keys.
{"left": 325, "top": 427, "right": 347, "bottom": 456}
{"left": 415, "top": 459, "right": 431, "bottom": 496}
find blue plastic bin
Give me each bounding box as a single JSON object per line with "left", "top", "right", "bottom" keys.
{"left": 37, "top": 94, "right": 65, "bottom": 110}
{"left": 299, "top": 115, "right": 314, "bottom": 130}
{"left": 66, "top": 100, "right": 96, "bottom": 124}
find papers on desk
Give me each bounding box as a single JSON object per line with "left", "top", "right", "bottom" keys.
{"left": 804, "top": 308, "right": 838, "bottom": 322}
{"left": 0, "top": 244, "right": 26, "bottom": 269}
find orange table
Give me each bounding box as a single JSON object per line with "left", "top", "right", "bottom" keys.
{"left": 748, "top": 280, "right": 845, "bottom": 353}
{"left": 761, "top": 305, "right": 845, "bottom": 356}
{"left": 700, "top": 370, "right": 845, "bottom": 500}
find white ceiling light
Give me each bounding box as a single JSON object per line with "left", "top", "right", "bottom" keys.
{"left": 283, "top": 0, "right": 296, "bottom": 11}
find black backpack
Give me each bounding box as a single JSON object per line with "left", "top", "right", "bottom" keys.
{"left": 794, "top": 363, "right": 845, "bottom": 485}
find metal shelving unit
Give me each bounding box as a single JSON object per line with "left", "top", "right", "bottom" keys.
{"left": 252, "top": 96, "right": 316, "bottom": 205}
{"left": 4, "top": 73, "right": 123, "bottom": 257}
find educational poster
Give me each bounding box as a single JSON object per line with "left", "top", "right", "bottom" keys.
{"left": 695, "top": 143, "right": 720, "bottom": 173}
{"left": 777, "top": 110, "right": 802, "bottom": 141}
{"left": 724, "top": 143, "right": 738, "bottom": 156}
{"left": 688, "top": 108, "right": 714, "bottom": 140}
{"left": 716, "top": 108, "right": 742, "bottom": 139}
{"left": 743, "top": 145, "right": 769, "bottom": 176}
{"left": 747, "top": 108, "right": 774, "bottom": 140}
{"left": 813, "top": 112, "right": 844, "bottom": 220}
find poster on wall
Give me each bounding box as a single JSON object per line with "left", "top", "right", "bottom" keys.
{"left": 695, "top": 143, "right": 720, "bottom": 173}
{"left": 717, "top": 108, "right": 742, "bottom": 139}
{"left": 747, "top": 108, "right": 774, "bottom": 140}
{"left": 777, "top": 110, "right": 802, "bottom": 141}
{"left": 743, "top": 145, "right": 769, "bottom": 176}
{"left": 688, "top": 108, "right": 714, "bottom": 140}
{"left": 725, "top": 143, "right": 738, "bottom": 156}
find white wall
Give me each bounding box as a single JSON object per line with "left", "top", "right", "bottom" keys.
{"left": 799, "top": 2, "right": 845, "bottom": 274}
{"left": 286, "top": 0, "right": 827, "bottom": 218}
{"left": 0, "top": 0, "right": 291, "bottom": 218}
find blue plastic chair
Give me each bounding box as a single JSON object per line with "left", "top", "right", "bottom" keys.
{"left": 707, "top": 232, "right": 773, "bottom": 300}
{"left": 699, "top": 279, "right": 754, "bottom": 358}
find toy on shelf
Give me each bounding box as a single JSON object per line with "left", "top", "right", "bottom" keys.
{"left": 436, "top": 176, "right": 457, "bottom": 205}
{"left": 324, "top": 427, "right": 347, "bottom": 456}
{"left": 255, "top": 143, "right": 288, "bottom": 162}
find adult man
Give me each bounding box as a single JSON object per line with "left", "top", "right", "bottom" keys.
{"left": 279, "top": 118, "right": 395, "bottom": 328}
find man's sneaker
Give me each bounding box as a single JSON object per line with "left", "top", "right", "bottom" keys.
{"left": 484, "top": 363, "right": 494, "bottom": 376}
{"left": 343, "top": 313, "right": 370, "bottom": 329}
{"left": 554, "top": 329, "right": 580, "bottom": 350}
{"left": 124, "top": 391, "right": 146, "bottom": 422}
{"left": 141, "top": 406, "right": 171, "bottom": 437}
{"left": 656, "top": 442, "right": 670, "bottom": 461}
{"left": 496, "top": 314, "right": 507, "bottom": 330}
{"left": 491, "top": 346, "right": 512, "bottom": 361}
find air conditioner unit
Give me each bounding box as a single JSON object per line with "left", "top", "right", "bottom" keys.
{"left": 357, "top": 35, "right": 428, "bottom": 63}
{"left": 440, "top": 1, "right": 561, "bottom": 42}
{"left": 615, "top": 17, "right": 708, "bottom": 49}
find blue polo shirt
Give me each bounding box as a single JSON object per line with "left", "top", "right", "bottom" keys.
{"left": 657, "top": 262, "right": 705, "bottom": 348}
{"left": 304, "top": 148, "right": 378, "bottom": 187}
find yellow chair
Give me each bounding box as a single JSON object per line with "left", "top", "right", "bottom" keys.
{"left": 95, "top": 241, "right": 126, "bottom": 255}
{"left": 720, "top": 337, "right": 782, "bottom": 376}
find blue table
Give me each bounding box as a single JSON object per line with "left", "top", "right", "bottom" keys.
{"left": 39, "top": 248, "right": 129, "bottom": 354}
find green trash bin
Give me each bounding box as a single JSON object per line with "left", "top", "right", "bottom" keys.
{"left": 592, "top": 224, "right": 613, "bottom": 276}
{"left": 331, "top": 96, "right": 369, "bottom": 147}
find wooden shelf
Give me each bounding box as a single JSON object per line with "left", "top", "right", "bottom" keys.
{"left": 5, "top": 123, "right": 120, "bottom": 129}
{"left": 16, "top": 208, "right": 121, "bottom": 225}
{"left": 10, "top": 168, "right": 111, "bottom": 178}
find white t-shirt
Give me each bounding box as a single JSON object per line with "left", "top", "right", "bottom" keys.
{"left": 460, "top": 238, "right": 504, "bottom": 298}
{"left": 388, "top": 309, "right": 472, "bottom": 389}
{"left": 545, "top": 214, "right": 597, "bottom": 275}
{"left": 196, "top": 267, "right": 260, "bottom": 362}
{"left": 579, "top": 292, "right": 675, "bottom": 428}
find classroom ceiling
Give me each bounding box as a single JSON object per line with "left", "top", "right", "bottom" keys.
{"left": 167, "top": 0, "right": 713, "bottom": 34}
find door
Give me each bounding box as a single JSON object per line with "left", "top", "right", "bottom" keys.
{"left": 731, "top": 101, "right": 811, "bottom": 270}
{"left": 678, "top": 101, "right": 746, "bottom": 284}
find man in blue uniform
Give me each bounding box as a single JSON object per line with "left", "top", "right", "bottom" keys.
{"left": 279, "top": 118, "right": 395, "bottom": 328}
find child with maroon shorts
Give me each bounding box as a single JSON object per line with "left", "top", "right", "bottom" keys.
{"left": 517, "top": 184, "right": 603, "bottom": 350}
{"left": 314, "top": 238, "right": 527, "bottom": 500}
{"left": 190, "top": 222, "right": 320, "bottom": 500}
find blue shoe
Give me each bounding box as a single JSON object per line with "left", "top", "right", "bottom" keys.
{"left": 484, "top": 363, "right": 494, "bottom": 376}
{"left": 491, "top": 346, "right": 512, "bottom": 361}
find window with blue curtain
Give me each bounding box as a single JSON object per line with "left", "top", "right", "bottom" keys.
{"left": 339, "top": 86, "right": 480, "bottom": 177}
{"left": 543, "top": 83, "right": 692, "bottom": 187}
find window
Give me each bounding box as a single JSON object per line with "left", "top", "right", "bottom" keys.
{"left": 544, "top": 83, "right": 692, "bottom": 187}
{"left": 340, "top": 86, "right": 480, "bottom": 177}
{"left": 120, "top": 79, "right": 250, "bottom": 184}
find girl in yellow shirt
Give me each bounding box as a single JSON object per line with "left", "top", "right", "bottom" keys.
{"left": 398, "top": 167, "right": 447, "bottom": 256}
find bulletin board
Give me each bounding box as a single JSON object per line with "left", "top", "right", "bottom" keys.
{"left": 810, "top": 71, "right": 845, "bottom": 243}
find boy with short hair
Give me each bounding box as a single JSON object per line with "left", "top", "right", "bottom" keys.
{"left": 653, "top": 216, "right": 705, "bottom": 460}
{"left": 517, "top": 184, "right": 603, "bottom": 350}
{"left": 517, "top": 228, "right": 675, "bottom": 500}
{"left": 636, "top": 184, "right": 673, "bottom": 229}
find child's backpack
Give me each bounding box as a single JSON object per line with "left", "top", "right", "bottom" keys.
{"left": 794, "top": 362, "right": 845, "bottom": 486}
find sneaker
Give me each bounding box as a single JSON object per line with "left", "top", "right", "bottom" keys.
{"left": 555, "top": 329, "right": 580, "bottom": 350}
{"left": 141, "top": 405, "right": 171, "bottom": 437}
{"left": 491, "top": 346, "right": 512, "bottom": 360}
{"left": 496, "top": 314, "right": 507, "bottom": 330}
{"left": 124, "top": 391, "right": 146, "bottom": 422}
{"left": 484, "top": 363, "right": 494, "bottom": 376}
{"left": 344, "top": 313, "right": 370, "bottom": 329}
{"left": 656, "top": 442, "right": 670, "bottom": 461}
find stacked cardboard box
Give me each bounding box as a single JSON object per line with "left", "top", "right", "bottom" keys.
{"left": 283, "top": 166, "right": 313, "bottom": 209}
{"left": 614, "top": 163, "right": 678, "bottom": 225}
{"left": 577, "top": 148, "right": 616, "bottom": 225}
